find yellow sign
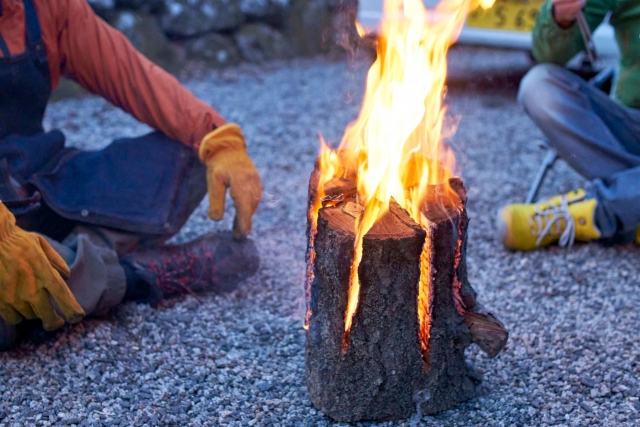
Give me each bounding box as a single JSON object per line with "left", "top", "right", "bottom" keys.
{"left": 466, "top": 0, "right": 544, "bottom": 33}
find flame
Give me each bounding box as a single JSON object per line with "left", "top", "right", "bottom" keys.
{"left": 417, "top": 215, "right": 432, "bottom": 364}
{"left": 452, "top": 212, "right": 467, "bottom": 316}
{"left": 304, "top": 137, "right": 333, "bottom": 330}
{"left": 355, "top": 20, "right": 368, "bottom": 38}
{"left": 310, "top": 0, "right": 494, "bottom": 351}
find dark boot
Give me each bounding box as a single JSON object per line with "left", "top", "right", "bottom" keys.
{"left": 125, "top": 232, "right": 259, "bottom": 298}
{"left": 120, "top": 257, "right": 164, "bottom": 307}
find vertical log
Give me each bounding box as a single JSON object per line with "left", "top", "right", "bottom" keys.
{"left": 418, "top": 190, "right": 476, "bottom": 415}
{"left": 306, "top": 200, "right": 427, "bottom": 421}
{"left": 305, "top": 171, "right": 507, "bottom": 422}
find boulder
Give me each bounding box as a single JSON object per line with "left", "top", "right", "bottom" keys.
{"left": 87, "top": 0, "right": 118, "bottom": 23}
{"left": 325, "top": 0, "right": 349, "bottom": 12}
{"left": 160, "top": 0, "right": 245, "bottom": 39}
{"left": 182, "top": 33, "right": 241, "bottom": 68}
{"left": 88, "top": 0, "right": 115, "bottom": 6}
{"left": 114, "top": 0, "right": 167, "bottom": 14}
{"left": 239, "top": 0, "right": 289, "bottom": 27}
{"left": 112, "top": 11, "right": 185, "bottom": 73}
{"left": 285, "top": 0, "right": 333, "bottom": 56}
{"left": 329, "top": 5, "right": 360, "bottom": 53}
{"left": 234, "top": 23, "right": 291, "bottom": 62}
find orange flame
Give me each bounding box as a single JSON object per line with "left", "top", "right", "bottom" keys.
{"left": 355, "top": 20, "right": 368, "bottom": 38}
{"left": 312, "top": 0, "right": 494, "bottom": 350}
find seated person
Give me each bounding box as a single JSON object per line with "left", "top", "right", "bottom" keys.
{"left": 0, "top": 0, "right": 262, "bottom": 349}
{"left": 498, "top": 0, "right": 640, "bottom": 251}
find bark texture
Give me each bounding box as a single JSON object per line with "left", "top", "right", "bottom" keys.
{"left": 305, "top": 171, "right": 508, "bottom": 422}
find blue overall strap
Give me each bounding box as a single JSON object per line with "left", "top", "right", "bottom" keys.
{"left": 0, "top": 0, "right": 8, "bottom": 57}
{"left": 0, "top": 34, "right": 9, "bottom": 57}
{"left": 22, "top": 0, "right": 47, "bottom": 67}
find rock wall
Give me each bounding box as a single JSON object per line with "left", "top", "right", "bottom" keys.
{"left": 87, "top": 0, "right": 356, "bottom": 72}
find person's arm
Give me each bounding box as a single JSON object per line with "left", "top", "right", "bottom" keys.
{"left": 52, "top": 0, "right": 262, "bottom": 236}
{"left": 531, "top": 0, "right": 611, "bottom": 64}
{"left": 56, "top": 0, "right": 225, "bottom": 149}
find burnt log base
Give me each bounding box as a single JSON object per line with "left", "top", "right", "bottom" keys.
{"left": 305, "top": 171, "right": 508, "bottom": 422}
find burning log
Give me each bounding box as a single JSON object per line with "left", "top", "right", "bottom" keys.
{"left": 305, "top": 169, "right": 507, "bottom": 422}
{"left": 302, "top": 0, "right": 505, "bottom": 418}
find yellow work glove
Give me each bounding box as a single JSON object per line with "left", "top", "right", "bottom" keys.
{"left": 0, "top": 202, "right": 85, "bottom": 330}
{"left": 199, "top": 123, "right": 262, "bottom": 239}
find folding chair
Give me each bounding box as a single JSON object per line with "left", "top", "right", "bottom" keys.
{"left": 524, "top": 12, "right": 616, "bottom": 204}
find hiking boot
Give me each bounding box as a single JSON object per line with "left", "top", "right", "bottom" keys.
{"left": 125, "top": 232, "right": 259, "bottom": 298}
{"left": 498, "top": 189, "right": 601, "bottom": 251}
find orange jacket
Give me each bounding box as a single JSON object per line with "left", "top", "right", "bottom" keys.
{"left": 0, "top": 0, "right": 226, "bottom": 150}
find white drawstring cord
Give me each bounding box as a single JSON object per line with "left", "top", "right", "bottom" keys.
{"left": 531, "top": 194, "right": 577, "bottom": 248}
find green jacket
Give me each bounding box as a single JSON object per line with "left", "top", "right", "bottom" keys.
{"left": 532, "top": 0, "right": 640, "bottom": 108}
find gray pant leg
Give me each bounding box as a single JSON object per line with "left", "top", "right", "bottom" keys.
{"left": 518, "top": 64, "right": 640, "bottom": 237}
{"left": 0, "top": 159, "right": 207, "bottom": 349}
{"left": 0, "top": 226, "right": 135, "bottom": 350}
{"left": 38, "top": 161, "right": 207, "bottom": 316}
{"left": 46, "top": 226, "right": 142, "bottom": 317}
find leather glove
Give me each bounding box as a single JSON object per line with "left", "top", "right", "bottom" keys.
{"left": 199, "top": 124, "right": 262, "bottom": 239}
{"left": 0, "top": 202, "right": 85, "bottom": 330}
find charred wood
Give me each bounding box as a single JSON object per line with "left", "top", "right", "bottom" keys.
{"left": 305, "top": 169, "right": 507, "bottom": 422}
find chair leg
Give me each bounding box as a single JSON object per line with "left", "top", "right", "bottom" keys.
{"left": 525, "top": 149, "right": 558, "bottom": 204}
{"left": 589, "top": 66, "right": 615, "bottom": 90}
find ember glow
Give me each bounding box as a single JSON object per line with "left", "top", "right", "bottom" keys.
{"left": 308, "top": 0, "right": 495, "bottom": 353}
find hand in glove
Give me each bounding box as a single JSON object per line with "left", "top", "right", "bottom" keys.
{"left": 0, "top": 202, "right": 85, "bottom": 330}
{"left": 199, "top": 124, "right": 262, "bottom": 239}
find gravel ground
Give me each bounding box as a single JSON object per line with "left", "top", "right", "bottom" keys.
{"left": 1, "top": 47, "right": 639, "bottom": 427}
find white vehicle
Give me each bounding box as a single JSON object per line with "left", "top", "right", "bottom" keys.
{"left": 357, "top": 0, "right": 619, "bottom": 58}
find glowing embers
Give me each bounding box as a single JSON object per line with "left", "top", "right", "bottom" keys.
{"left": 417, "top": 223, "right": 433, "bottom": 364}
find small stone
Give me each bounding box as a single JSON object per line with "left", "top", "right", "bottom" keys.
{"left": 580, "top": 402, "right": 592, "bottom": 412}
{"left": 258, "top": 381, "right": 273, "bottom": 392}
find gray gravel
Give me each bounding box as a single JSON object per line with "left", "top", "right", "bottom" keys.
{"left": 1, "top": 47, "right": 639, "bottom": 427}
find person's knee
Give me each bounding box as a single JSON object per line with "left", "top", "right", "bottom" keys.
{"left": 518, "top": 64, "right": 577, "bottom": 122}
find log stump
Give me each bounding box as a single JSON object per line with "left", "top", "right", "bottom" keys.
{"left": 305, "top": 169, "right": 508, "bottom": 422}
